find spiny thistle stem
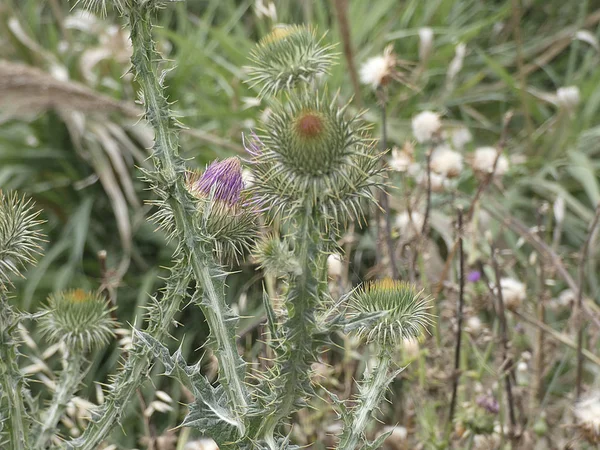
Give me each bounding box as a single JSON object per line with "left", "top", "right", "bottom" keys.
{"left": 257, "top": 211, "right": 320, "bottom": 448}
{"left": 128, "top": 3, "right": 247, "bottom": 429}
{"left": 35, "top": 351, "right": 87, "bottom": 449}
{"left": 337, "top": 352, "right": 394, "bottom": 450}
{"left": 66, "top": 267, "right": 190, "bottom": 450}
{"left": 0, "top": 294, "right": 29, "bottom": 450}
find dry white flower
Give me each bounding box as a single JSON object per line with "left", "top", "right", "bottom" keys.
{"left": 416, "top": 170, "right": 450, "bottom": 192}
{"left": 184, "top": 439, "right": 219, "bottom": 450}
{"left": 389, "top": 146, "right": 413, "bottom": 172}
{"left": 359, "top": 46, "right": 396, "bottom": 90}
{"left": 418, "top": 27, "right": 434, "bottom": 62}
{"left": 575, "top": 392, "right": 600, "bottom": 444}
{"left": 553, "top": 195, "right": 566, "bottom": 225}
{"left": 383, "top": 425, "right": 408, "bottom": 444}
{"left": 556, "top": 86, "right": 580, "bottom": 111}
{"left": 465, "top": 316, "right": 483, "bottom": 335}
{"left": 254, "top": 0, "right": 277, "bottom": 21}
{"left": 430, "top": 145, "right": 463, "bottom": 178}
{"left": 412, "top": 110, "right": 441, "bottom": 143}
{"left": 396, "top": 211, "right": 424, "bottom": 239}
{"left": 556, "top": 288, "right": 575, "bottom": 307}
{"left": 472, "top": 146, "right": 509, "bottom": 176}
{"left": 327, "top": 253, "right": 343, "bottom": 278}
{"left": 401, "top": 338, "right": 420, "bottom": 360}
{"left": 499, "top": 278, "right": 526, "bottom": 311}
{"left": 451, "top": 127, "right": 472, "bottom": 150}
{"left": 447, "top": 42, "right": 466, "bottom": 82}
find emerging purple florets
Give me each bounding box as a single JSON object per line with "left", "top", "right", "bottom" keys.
{"left": 190, "top": 157, "right": 244, "bottom": 206}
{"left": 476, "top": 394, "right": 500, "bottom": 414}
{"left": 467, "top": 270, "right": 481, "bottom": 283}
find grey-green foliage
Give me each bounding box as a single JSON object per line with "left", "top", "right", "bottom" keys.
{"left": 0, "top": 1, "right": 431, "bottom": 449}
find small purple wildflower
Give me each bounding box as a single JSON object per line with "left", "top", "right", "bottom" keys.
{"left": 467, "top": 270, "right": 481, "bottom": 283}
{"left": 192, "top": 158, "right": 243, "bottom": 206}
{"left": 476, "top": 395, "right": 500, "bottom": 414}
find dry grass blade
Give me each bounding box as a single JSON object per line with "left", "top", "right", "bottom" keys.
{"left": 0, "top": 60, "right": 139, "bottom": 119}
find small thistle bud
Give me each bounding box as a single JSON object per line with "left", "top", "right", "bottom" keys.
{"left": 254, "top": 235, "right": 301, "bottom": 276}
{"left": 575, "top": 392, "right": 600, "bottom": 444}
{"left": 186, "top": 158, "right": 257, "bottom": 263}
{"left": 38, "top": 289, "right": 116, "bottom": 351}
{"left": 430, "top": 145, "right": 463, "bottom": 178}
{"left": 411, "top": 110, "right": 441, "bottom": 143}
{"left": 347, "top": 279, "right": 432, "bottom": 347}
{"left": 247, "top": 24, "right": 336, "bottom": 97}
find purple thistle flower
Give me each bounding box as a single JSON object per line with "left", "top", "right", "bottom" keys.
{"left": 467, "top": 270, "right": 481, "bottom": 283}
{"left": 476, "top": 395, "right": 500, "bottom": 414}
{"left": 192, "top": 158, "right": 244, "bottom": 206}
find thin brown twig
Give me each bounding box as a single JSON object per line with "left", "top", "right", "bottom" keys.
{"left": 332, "top": 0, "right": 362, "bottom": 108}
{"left": 533, "top": 205, "right": 548, "bottom": 405}
{"left": 448, "top": 208, "right": 465, "bottom": 426}
{"left": 575, "top": 202, "right": 600, "bottom": 398}
{"left": 491, "top": 247, "right": 518, "bottom": 436}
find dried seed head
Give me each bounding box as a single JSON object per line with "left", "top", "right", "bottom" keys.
{"left": 347, "top": 279, "right": 432, "bottom": 347}
{"left": 411, "top": 110, "right": 441, "bottom": 143}
{"left": 38, "top": 289, "right": 116, "bottom": 351}
{"left": 575, "top": 392, "right": 600, "bottom": 444}
{"left": 247, "top": 25, "right": 336, "bottom": 97}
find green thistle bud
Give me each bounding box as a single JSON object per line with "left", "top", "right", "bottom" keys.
{"left": 38, "top": 289, "right": 116, "bottom": 351}
{"left": 185, "top": 157, "right": 258, "bottom": 263}
{"left": 0, "top": 191, "right": 44, "bottom": 289}
{"left": 247, "top": 25, "right": 336, "bottom": 97}
{"left": 254, "top": 235, "right": 301, "bottom": 277}
{"left": 347, "top": 280, "right": 432, "bottom": 347}
{"left": 246, "top": 90, "right": 382, "bottom": 225}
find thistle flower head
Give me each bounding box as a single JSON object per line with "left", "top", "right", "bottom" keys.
{"left": 186, "top": 158, "right": 258, "bottom": 263}
{"left": 430, "top": 145, "right": 463, "bottom": 178}
{"left": 347, "top": 280, "right": 432, "bottom": 347}
{"left": 247, "top": 91, "right": 382, "bottom": 225}
{"left": 187, "top": 158, "right": 243, "bottom": 206}
{"left": 38, "top": 289, "right": 116, "bottom": 351}
{"left": 247, "top": 24, "right": 336, "bottom": 97}
{"left": 0, "top": 191, "right": 44, "bottom": 289}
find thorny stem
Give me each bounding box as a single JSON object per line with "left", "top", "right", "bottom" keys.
{"left": 448, "top": 208, "right": 464, "bottom": 426}
{"left": 35, "top": 351, "right": 87, "bottom": 449}
{"left": 0, "top": 295, "right": 29, "bottom": 450}
{"left": 65, "top": 267, "right": 190, "bottom": 450}
{"left": 127, "top": 4, "right": 247, "bottom": 428}
{"left": 257, "top": 209, "right": 320, "bottom": 449}
{"left": 491, "top": 248, "right": 517, "bottom": 435}
{"left": 337, "top": 352, "right": 393, "bottom": 450}
{"left": 575, "top": 202, "right": 600, "bottom": 398}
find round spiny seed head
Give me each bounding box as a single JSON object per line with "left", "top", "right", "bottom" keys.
{"left": 38, "top": 289, "right": 116, "bottom": 351}
{"left": 186, "top": 158, "right": 258, "bottom": 264}
{"left": 247, "top": 24, "right": 336, "bottom": 97}
{"left": 0, "top": 191, "right": 44, "bottom": 289}
{"left": 347, "top": 280, "right": 432, "bottom": 347}
{"left": 246, "top": 90, "right": 383, "bottom": 226}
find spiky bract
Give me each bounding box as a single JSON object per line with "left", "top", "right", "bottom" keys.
{"left": 0, "top": 191, "right": 44, "bottom": 289}
{"left": 247, "top": 25, "right": 336, "bottom": 97}
{"left": 348, "top": 280, "right": 432, "bottom": 347}
{"left": 38, "top": 289, "right": 116, "bottom": 351}
{"left": 246, "top": 91, "right": 382, "bottom": 226}
{"left": 185, "top": 158, "right": 258, "bottom": 264}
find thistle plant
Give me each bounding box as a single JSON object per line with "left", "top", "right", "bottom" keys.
{"left": 1, "top": 1, "right": 432, "bottom": 449}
